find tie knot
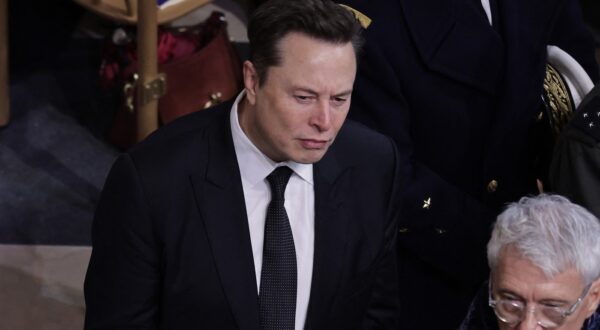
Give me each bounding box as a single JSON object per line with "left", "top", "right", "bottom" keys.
{"left": 267, "top": 166, "right": 293, "bottom": 201}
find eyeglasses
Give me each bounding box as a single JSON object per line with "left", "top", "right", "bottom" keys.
{"left": 488, "top": 281, "right": 591, "bottom": 328}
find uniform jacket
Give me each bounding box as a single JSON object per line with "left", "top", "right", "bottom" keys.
{"left": 84, "top": 101, "right": 402, "bottom": 329}
{"left": 344, "top": 0, "right": 599, "bottom": 328}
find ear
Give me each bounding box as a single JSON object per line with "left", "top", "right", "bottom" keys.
{"left": 243, "top": 60, "right": 259, "bottom": 105}
{"left": 583, "top": 278, "right": 600, "bottom": 318}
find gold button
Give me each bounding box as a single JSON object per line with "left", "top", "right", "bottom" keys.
{"left": 434, "top": 228, "right": 446, "bottom": 235}
{"left": 398, "top": 227, "right": 409, "bottom": 233}
{"left": 487, "top": 180, "right": 498, "bottom": 193}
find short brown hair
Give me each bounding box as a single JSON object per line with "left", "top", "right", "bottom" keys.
{"left": 247, "top": 0, "right": 363, "bottom": 85}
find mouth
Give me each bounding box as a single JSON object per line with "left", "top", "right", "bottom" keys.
{"left": 299, "top": 138, "right": 330, "bottom": 150}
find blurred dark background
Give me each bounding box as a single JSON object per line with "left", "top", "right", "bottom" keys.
{"left": 581, "top": 0, "right": 600, "bottom": 41}
{"left": 3, "top": 0, "right": 116, "bottom": 246}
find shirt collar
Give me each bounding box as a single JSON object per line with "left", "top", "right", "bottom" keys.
{"left": 230, "top": 91, "right": 313, "bottom": 187}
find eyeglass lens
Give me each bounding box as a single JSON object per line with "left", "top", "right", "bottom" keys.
{"left": 495, "top": 300, "right": 567, "bottom": 328}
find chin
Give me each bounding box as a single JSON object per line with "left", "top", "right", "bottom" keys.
{"left": 292, "top": 151, "right": 327, "bottom": 164}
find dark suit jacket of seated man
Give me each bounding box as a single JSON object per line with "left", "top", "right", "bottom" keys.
{"left": 83, "top": 0, "right": 401, "bottom": 329}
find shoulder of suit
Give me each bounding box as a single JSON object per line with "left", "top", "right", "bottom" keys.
{"left": 569, "top": 90, "right": 600, "bottom": 142}
{"left": 130, "top": 101, "right": 232, "bottom": 154}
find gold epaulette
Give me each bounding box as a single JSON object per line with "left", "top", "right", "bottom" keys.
{"left": 339, "top": 4, "right": 372, "bottom": 29}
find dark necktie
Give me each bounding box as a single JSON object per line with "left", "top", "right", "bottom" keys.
{"left": 259, "top": 166, "right": 297, "bottom": 330}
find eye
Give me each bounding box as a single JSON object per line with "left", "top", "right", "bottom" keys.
{"left": 503, "top": 297, "right": 523, "bottom": 306}
{"left": 331, "top": 96, "right": 348, "bottom": 107}
{"left": 541, "top": 302, "right": 566, "bottom": 309}
{"left": 498, "top": 299, "right": 524, "bottom": 315}
{"left": 540, "top": 304, "right": 568, "bottom": 321}
{"left": 294, "top": 95, "right": 314, "bottom": 103}
{"left": 499, "top": 294, "right": 524, "bottom": 306}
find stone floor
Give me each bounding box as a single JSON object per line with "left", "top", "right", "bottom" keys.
{"left": 0, "top": 245, "right": 90, "bottom": 330}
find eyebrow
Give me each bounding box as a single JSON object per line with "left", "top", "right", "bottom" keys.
{"left": 497, "top": 289, "right": 524, "bottom": 301}
{"left": 294, "top": 88, "right": 318, "bottom": 96}
{"left": 332, "top": 90, "right": 353, "bottom": 98}
{"left": 497, "top": 289, "right": 570, "bottom": 305}
{"left": 293, "top": 87, "right": 353, "bottom": 98}
{"left": 538, "top": 298, "right": 570, "bottom": 306}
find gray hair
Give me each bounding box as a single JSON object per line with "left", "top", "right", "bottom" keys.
{"left": 487, "top": 194, "right": 600, "bottom": 285}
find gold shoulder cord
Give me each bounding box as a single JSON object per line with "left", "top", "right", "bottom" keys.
{"left": 338, "top": 4, "right": 372, "bottom": 29}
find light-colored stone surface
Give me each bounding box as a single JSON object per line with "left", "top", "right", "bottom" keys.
{"left": 0, "top": 244, "right": 91, "bottom": 330}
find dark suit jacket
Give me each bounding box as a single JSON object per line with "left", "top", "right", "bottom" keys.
{"left": 344, "top": 0, "right": 599, "bottom": 328}
{"left": 84, "top": 101, "right": 401, "bottom": 329}
{"left": 550, "top": 84, "right": 600, "bottom": 219}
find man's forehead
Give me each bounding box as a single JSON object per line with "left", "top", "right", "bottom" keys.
{"left": 494, "top": 251, "right": 584, "bottom": 299}
{"left": 275, "top": 31, "right": 357, "bottom": 55}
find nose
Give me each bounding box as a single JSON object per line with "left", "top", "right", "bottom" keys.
{"left": 310, "top": 100, "right": 332, "bottom": 132}
{"left": 516, "top": 309, "right": 541, "bottom": 330}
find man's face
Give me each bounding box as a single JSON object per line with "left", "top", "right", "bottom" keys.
{"left": 492, "top": 247, "right": 600, "bottom": 330}
{"left": 239, "top": 32, "right": 356, "bottom": 164}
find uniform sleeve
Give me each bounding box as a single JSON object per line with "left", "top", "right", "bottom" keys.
{"left": 349, "top": 19, "right": 494, "bottom": 286}
{"left": 84, "top": 154, "right": 161, "bottom": 329}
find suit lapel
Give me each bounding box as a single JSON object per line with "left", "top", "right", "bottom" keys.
{"left": 400, "top": 0, "right": 504, "bottom": 94}
{"left": 304, "top": 149, "right": 353, "bottom": 329}
{"left": 190, "top": 113, "right": 260, "bottom": 330}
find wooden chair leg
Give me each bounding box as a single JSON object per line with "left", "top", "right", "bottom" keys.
{"left": 135, "top": 0, "right": 159, "bottom": 142}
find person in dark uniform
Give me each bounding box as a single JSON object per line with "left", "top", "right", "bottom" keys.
{"left": 343, "top": 0, "right": 599, "bottom": 328}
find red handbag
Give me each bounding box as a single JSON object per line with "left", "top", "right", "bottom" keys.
{"left": 101, "top": 11, "right": 243, "bottom": 149}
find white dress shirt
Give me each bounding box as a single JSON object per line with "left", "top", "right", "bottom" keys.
{"left": 230, "top": 91, "right": 314, "bottom": 330}
{"left": 481, "top": 0, "right": 492, "bottom": 25}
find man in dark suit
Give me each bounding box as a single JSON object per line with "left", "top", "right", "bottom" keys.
{"left": 343, "top": 0, "right": 599, "bottom": 328}
{"left": 84, "top": 0, "right": 401, "bottom": 329}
